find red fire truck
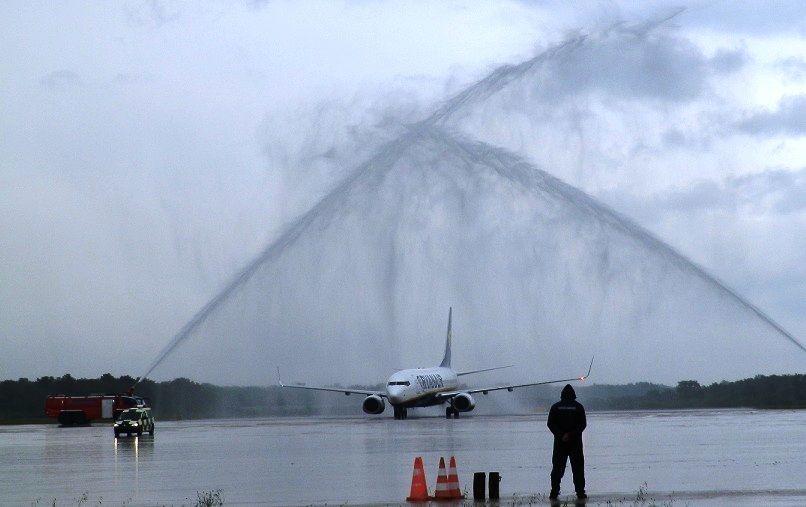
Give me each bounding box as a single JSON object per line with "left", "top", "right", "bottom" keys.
{"left": 45, "top": 394, "right": 148, "bottom": 425}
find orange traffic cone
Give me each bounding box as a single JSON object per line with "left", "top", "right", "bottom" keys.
{"left": 445, "top": 456, "right": 465, "bottom": 499}
{"left": 432, "top": 456, "right": 450, "bottom": 499}
{"left": 406, "top": 456, "right": 429, "bottom": 502}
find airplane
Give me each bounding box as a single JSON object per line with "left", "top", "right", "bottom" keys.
{"left": 278, "top": 308, "right": 593, "bottom": 419}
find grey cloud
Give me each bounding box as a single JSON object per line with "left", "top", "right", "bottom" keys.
{"left": 662, "top": 129, "right": 687, "bottom": 148}
{"left": 660, "top": 179, "right": 726, "bottom": 211}
{"left": 535, "top": 31, "right": 710, "bottom": 103}
{"left": 490, "top": 25, "right": 746, "bottom": 107}
{"left": 660, "top": 127, "right": 714, "bottom": 150}
{"left": 39, "top": 69, "right": 79, "bottom": 89}
{"left": 636, "top": 168, "right": 806, "bottom": 215}
{"left": 777, "top": 57, "right": 806, "bottom": 80}
{"left": 430, "top": 24, "right": 714, "bottom": 115}
{"left": 739, "top": 95, "right": 806, "bottom": 136}
{"left": 679, "top": 1, "right": 806, "bottom": 35}
{"left": 678, "top": 170, "right": 805, "bottom": 214}
{"left": 709, "top": 48, "right": 748, "bottom": 74}
{"left": 728, "top": 168, "right": 806, "bottom": 214}
{"left": 247, "top": 0, "right": 271, "bottom": 9}
{"left": 123, "top": 0, "right": 183, "bottom": 28}
{"left": 113, "top": 72, "right": 154, "bottom": 85}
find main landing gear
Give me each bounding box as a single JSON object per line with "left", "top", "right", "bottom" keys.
{"left": 446, "top": 407, "right": 459, "bottom": 419}
{"left": 393, "top": 406, "right": 408, "bottom": 420}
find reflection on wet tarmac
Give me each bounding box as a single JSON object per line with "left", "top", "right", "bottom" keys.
{"left": 1, "top": 410, "right": 804, "bottom": 505}
{"left": 113, "top": 435, "right": 154, "bottom": 497}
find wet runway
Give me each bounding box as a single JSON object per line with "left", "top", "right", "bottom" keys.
{"left": 1, "top": 409, "right": 804, "bottom": 506}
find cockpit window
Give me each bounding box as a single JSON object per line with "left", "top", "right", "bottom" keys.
{"left": 387, "top": 381, "right": 410, "bottom": 386}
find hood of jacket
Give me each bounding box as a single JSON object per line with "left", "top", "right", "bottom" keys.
{"left": 561, "top": 384, "right": 576, "bottom": 400}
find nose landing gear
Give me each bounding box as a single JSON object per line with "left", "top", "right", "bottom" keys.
{"left": 393, "top": 406, "right": 408, "bottom": 420}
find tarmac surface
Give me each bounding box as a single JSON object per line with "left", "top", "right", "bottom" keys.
{"left": 1, "top": 409, "right": 804, "bottom": 505}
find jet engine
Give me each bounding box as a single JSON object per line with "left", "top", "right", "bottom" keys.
{"left": 362, "top": 395, "right": 386, "bottom": 414}
{"left": 450, "top": 393, "right": 476, "bottom": 412}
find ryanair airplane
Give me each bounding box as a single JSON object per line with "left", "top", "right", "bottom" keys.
{"left": 279, "top": 308, "right": 593, "bottom": 419}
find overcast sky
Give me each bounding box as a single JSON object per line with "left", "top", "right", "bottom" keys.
{"left": 1, "top": 1, "right": 804, "bottom": 384}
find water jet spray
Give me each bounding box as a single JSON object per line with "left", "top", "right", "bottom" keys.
{"left": 134, "top": 27, "right": 804, "bottom": 387}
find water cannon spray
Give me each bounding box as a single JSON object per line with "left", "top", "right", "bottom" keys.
{"left": 133, "top": 23, "right": 805, "bottom": 386}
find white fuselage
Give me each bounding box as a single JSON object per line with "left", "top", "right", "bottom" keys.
{"left": 385, "top": 367, "right": 459, "bottom": 407}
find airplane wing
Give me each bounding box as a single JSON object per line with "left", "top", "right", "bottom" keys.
{"left": 456, "top": 365, "right": 514, "bottom": 376}
{"left": 437, "top": 357, "right": 594, "bottom": 399}
{"left": 277, "top": 368, "right": 384, "bottom": 397}
{"left": 279, "top": 383, "right": 384, "bottom": 396}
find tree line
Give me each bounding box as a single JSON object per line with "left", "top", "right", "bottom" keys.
{"left": 586, "top": 375, "right": 806, "bottom": 410}
{"left": 0, "top": 373, "right": 803, "bottom": 423}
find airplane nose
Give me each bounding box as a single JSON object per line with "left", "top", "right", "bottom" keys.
{"left": 386, "top": 388, "right": 404, "bottom": 404}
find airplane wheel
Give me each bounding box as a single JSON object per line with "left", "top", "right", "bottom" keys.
{"left": 454, "top": 409, "right": 460, "bottom": 419}
{"left": 402, "top": 409, "right": 408, "bottom": 420}
{"left": 393, "top": 407, "right": 402, "bottom": 420}
{"left": 446, "top": 407, "right": 452, "bottom": 419}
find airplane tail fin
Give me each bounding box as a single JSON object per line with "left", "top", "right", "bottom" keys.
{"left": 440, "top": 307, "right": 452, "bottom": 368}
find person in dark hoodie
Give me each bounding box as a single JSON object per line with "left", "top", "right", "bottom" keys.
{"left": 547, "top": 384, "right": 587, "bottom": 500}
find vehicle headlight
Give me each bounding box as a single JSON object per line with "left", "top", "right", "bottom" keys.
{"left": 131, "top": 422, "right": 138, "bottom": 426}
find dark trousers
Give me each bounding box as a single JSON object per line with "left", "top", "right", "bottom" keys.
{"left": 550, "top": 439, "right": 585, "bottom": 493}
